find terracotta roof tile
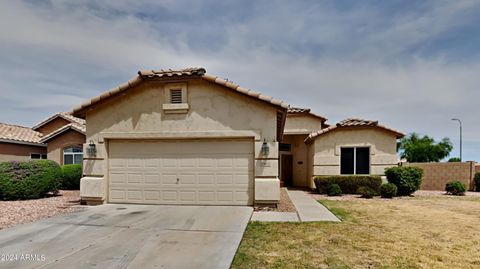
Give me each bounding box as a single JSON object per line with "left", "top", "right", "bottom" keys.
{"left": 72, "top": 67, "right": 289, "bottom": 116}
{"left": 39, "top": 123, "right": 85, "bottom": 143}
{"left": 287, "top": 106, "right": 327, "bottom": 121}
{"left": 0, "top": 123, "right": 44, "bottom": 145}
{"left": 32, "top": 112, "right": 85, "bottom": 131}
{"left": 305, "top": 118, "right": 405, "bottom": 143}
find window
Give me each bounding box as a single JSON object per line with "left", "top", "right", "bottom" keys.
{"left": 279, "top": 143, "right": 291, "bottom": 152}
{"left": 63, "top": 146, "right": 83, "bottom": 165}
{"left": 30, "top": 153, "right": 47, "bottom": 160}
{"left": 340, "top": 147, "right": 370, "bottom": 175}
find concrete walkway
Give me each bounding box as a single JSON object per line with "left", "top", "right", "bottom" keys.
{"left": 287, "top": 190, "right": 340, "bottom": 222}
{"left": 250, "top": 190, "right": 340, "bottom": 222}
{"left": 250, "top": 211, "right": 299, "bottom": 222}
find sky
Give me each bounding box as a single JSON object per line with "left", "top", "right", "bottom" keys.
{"left": 0, "top": 0, "right": 479, "bottom": 161}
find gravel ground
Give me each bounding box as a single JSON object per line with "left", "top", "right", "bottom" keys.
{"left": 0, "top": 190, "right": 82, "bottom": 230}
{"left": 254, "top": 188, "right": 297, "bottom": 212}
{"left": 309, "top": 189, "right": 480, "bottom": 201}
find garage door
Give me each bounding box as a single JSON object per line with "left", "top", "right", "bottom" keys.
{"left": 108, "top": 139, "right": 254, "bottom": 205}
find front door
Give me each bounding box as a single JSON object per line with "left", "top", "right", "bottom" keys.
{"left": 281, "top": 154, "right": 293, "bottom": 186}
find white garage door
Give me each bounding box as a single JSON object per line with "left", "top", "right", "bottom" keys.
{"left": 108, "top": 139, "right": 254, "bottom": 205}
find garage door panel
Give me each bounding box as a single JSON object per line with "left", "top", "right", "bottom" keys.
{"left": 108, "top": 139, "right": 253, "bottom": 205}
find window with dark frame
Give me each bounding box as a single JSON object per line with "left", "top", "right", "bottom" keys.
{"left": 340, "top": 147, "right": 370, "bottom": 175}
{"left": 30, "top": 153, "right": 47, "bottom": 160}
{"left": 63, "top": 146, "right": 83, "bottom": 165}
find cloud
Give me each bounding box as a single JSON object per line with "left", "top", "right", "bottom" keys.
{"left": 0, "top": 0, "right": 479, "bottom": 161}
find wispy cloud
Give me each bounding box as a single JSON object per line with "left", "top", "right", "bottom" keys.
{"left": 0, "top": 0, "right": 479, "bottom": 160}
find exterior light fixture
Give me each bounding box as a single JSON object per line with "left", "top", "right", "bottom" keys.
{"left": 87, "top": 140, "right": 97, "bottom": 157}
{"left": 261, "top": 139, "right": 270, "bottom": 156}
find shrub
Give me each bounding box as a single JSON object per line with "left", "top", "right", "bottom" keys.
{"left": 384, "top": 166, "right": 423, "bottom": 196}
{"left": 0, "top": 160, "right": 61, "bottom": 200}
{"left": 61, "top": 164, "right": 82, "bottom": 190}
{"left": 327, "top": 184, "right": 342, "bottom": 196}
{"left": 314, "top": 175, "right": 382, "bottom": 194}
{"left": 380, "top": 183, "right": 397, "bottom": 198}
{"left": 445, "top": 181, "right": 466, "bottom": 196}
{"left": 475, "top": 173, "right": 480, "bottom": 192}
{"left": 357, "top": 186, "right": 375, "bottom": 199}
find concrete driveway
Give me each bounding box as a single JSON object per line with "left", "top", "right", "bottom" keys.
{"left": 0, "top": 204, "right": 252, "bottom": 269}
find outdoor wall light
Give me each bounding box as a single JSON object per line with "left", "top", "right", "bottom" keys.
{"left": 261, "top": 139, "right": 270, "bottom": 156}
{"left": 87, "top": 140, "right": 97, "bottom": 157}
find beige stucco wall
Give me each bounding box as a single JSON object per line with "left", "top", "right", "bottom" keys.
{"left": 81, "top": 78, "right": 281, "bottom": 204}
{"left": 284, "top": 115, "right": 323, "bottom": 134}
{"left": 46, "top": 130, "right": 86, "bottom": 164}
{"left": 281, "top": 134, "right": 309, "bottom": 187}
{"left": 309, "top": 128, "right": 399, "bottom": 187}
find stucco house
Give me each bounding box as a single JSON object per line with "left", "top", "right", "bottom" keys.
{"left": 0, "top": 113, "right": 86, "bottom": 165}
{"left": 72, "top": 67, "right": 403, "bottom": 206}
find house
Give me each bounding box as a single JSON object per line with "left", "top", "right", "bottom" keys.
{"left": 72, "top": 67, "right": 403, "bottom": 206}
{"left": 0, "top": 113, "right": 86, "bottom": 165}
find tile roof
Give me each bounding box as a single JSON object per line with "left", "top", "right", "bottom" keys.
{"left": 33, "top": 112, "right": 85, "bottom": 131}
{"left": 287, "top": 106, "right": 327, "bottom": 121}
{"left": 39, "top": 123, "right": 85, "bottom": 143}
{"left": 305, "top": 118, "right": 405, "bottom": 143}
{"left": 72, "top": 67, "right": 289, "bottom": 117}
{"left": 288, "top": 107, "right": 311, "bottom": 113}
{"left": 0, "top": 123, "right": 44, "bottom": 145}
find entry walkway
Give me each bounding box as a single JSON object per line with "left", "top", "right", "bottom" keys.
{"left": 287, "top": 190, "right": 340, "bottom": 222}
{"left": 250, "top": 189, "right": 340, "bottom": 222}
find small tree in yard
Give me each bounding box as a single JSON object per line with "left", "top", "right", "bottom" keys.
{"left": 398, "top": 133, "right": 453, "bottom": 162}
{"left": 385, "top": 166, "right": 423, "bottom": 196}
{"left": 448, "top": 157, "right": 461, "bottom": 162}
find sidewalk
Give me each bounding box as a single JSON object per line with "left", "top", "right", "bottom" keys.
{"left": 287, "top": 190, "right": 340, "bottom": 222}
{"left": 250, "top": 189, "right": 340, "bottom": 222}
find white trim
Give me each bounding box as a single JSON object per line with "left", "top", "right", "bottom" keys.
{"left": 0, "top": 138, "right": 46, "bottom": 147}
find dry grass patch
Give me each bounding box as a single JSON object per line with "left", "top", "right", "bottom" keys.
{"left": 232, "top": 195, "right": 480, "bottom": 269}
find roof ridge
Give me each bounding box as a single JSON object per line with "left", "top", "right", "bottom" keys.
{"left": 72, "top": 67, "right": 289, "bottom": 116}
{"left": 0, "top": 122, "right": 34, "bottom": 129}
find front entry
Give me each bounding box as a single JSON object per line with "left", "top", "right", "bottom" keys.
{"left": 280, "top": 154, "right": 293, "bottom": 186}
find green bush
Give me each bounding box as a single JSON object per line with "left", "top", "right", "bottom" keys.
{"left": 327, "top": 184, "right": 342, "bottom": 196}
{"left": 357, "top": 186, "right": 375, "bottom": 199}
{"left": 474, "top": 173, "right": 480, "bottom": 192}
{"left": 61, "top": 164, "right": 82, "bottom": 190}
{"left": 445, "top": 181, "right": 466, "bottom": 196}
{"left": 314, "top": 175, "right": 382, "bottom": 195}
{"left": 0, "top": 160, "right": 61, "bottom": 200}
{"left": 384, "top": 166, "right": 423, "bottom": 196}
{"left": 380, "top": 183, "right": 397, "bottom": 198}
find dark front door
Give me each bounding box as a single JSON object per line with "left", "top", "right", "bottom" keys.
{"left": 281, "top": 154, "right": 293, "bottom": 186}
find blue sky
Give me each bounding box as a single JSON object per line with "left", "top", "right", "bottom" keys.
{"left": 0, "top": 0, "right": 479, "bottom": 161}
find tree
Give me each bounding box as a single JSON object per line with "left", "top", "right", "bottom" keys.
{"left": 398, "top": 133, "right": 453, "bottom": 162}
{"left": 448, "top": 157, "right": 461, "bottom": 162}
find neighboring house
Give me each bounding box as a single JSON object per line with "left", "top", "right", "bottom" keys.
{"left": 0, "top": 123, "right": 47, "bottom": 162}
{"left": 0, "top": 113, "right": 86, "bottom": 165}
{"left": 72, "top": 67, "right": 403, "bottom": 206}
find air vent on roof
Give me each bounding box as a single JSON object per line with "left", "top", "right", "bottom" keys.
{"left": 170, "top": 89, "right": 182, "bottom": 104}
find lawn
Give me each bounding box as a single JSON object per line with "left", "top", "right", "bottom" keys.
{"left": 232, "top": 195, "right": 480, "bottom": 269}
